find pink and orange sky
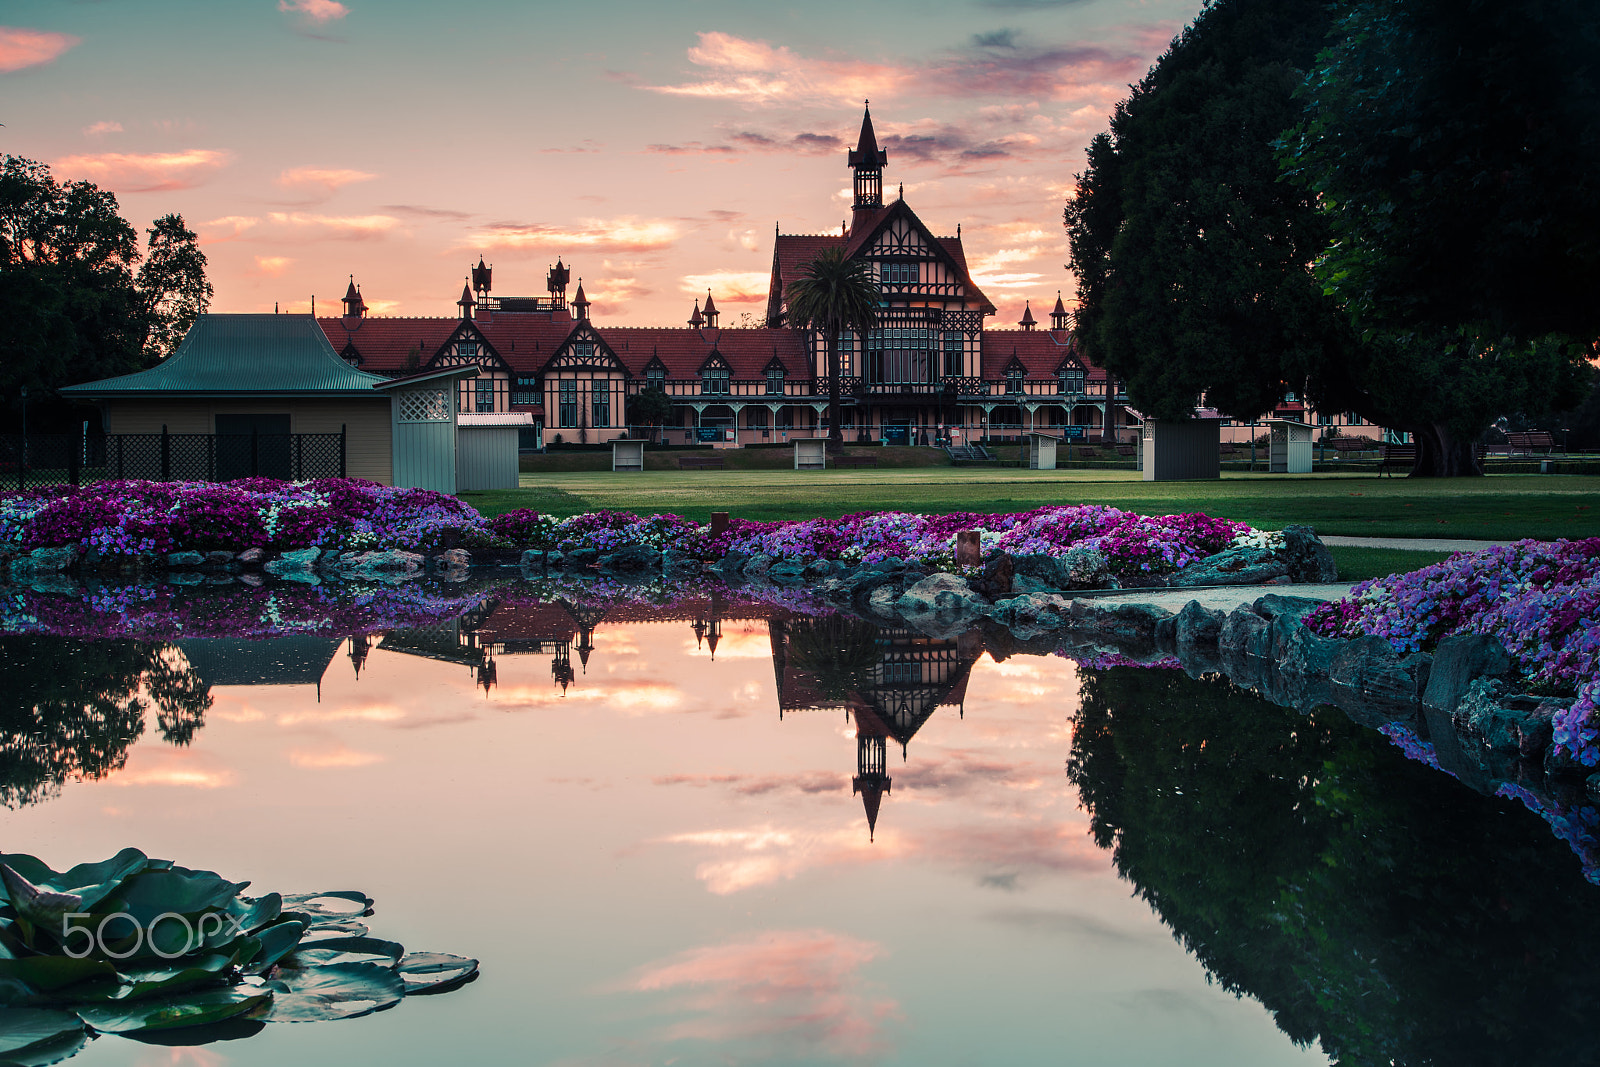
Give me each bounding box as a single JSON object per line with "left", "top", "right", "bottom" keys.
{"left": 3, "top": 0, "right": 1201, "bottom": 326}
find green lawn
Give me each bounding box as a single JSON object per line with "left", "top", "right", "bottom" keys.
{"left": 1326, "top": 546, "right": 1453, "bottom": 582}
{"left": 460, "top": 469, "right": 1600, "bottom": 542}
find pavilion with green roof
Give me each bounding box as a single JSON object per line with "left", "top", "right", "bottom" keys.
{"left": 63, "top": 314, "right": 478, "bottom": 491}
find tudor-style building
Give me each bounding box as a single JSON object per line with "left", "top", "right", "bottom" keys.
{"left": 317, "top": 104, "right": 1143, "bottom": 447}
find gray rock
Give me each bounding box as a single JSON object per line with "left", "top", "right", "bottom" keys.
{"left": 167, "top": 570, "right": 204, "bottom": 585}
{"left": 1422, "top": 633, "right": 1512, "bottom": 717}
{"left": 263, "top": 547, "right": 321, "bottom": 576}
{"left": 741, "top": 553, "right": 775, "bottom": 579}
{"left": 768, "top": 562, "right": 806, "bottom": 585}
{"left": 11, "top": 545, "right": 80, "bottom": 577}
{"left": 1253, "top": 594, "right": 1326, "bottom": 622}
{"left": 707, "top": 550, "right": 748, "bottom": 577}
{"left": 520, "top": 549, "right": 545, "bottom": 569}
{"left": 26, "top": 575, "right": 80, "bottom": 594}
{"left": 802, "top": 558, "right": 838, "bottom": 579}
{"left": 868, "top": 584, "right": 903, "bottom": 618}
{"left": 894, "top": 572, "right": 992, "bottom": 637}
{"left": 1455, "top": 678, "right": 1563, "bottom": 758}
{"left": 990, "top": 592, "right": 1073, "bottom": 641}
{"left": 1280, "top": 524, "right": 1339, "bottom": 583}
{"left": 204, "top": 550, "right": 236, "bottom": 567}
{"left": 1218, "top": 606, "right": 1273, "bottom": 660}
{"left": 597, "top": 543, "right": 660, "bottom": 573}
{"left": 319, "top": 549, "right": 343, "bottom": 565}
{"left": 1329, "top": 636, "right": 1430, "bottom": 724}
{"left": 165, "top": 551, "right": 205, "bottom": 568}
{"left": 235, "top": 547, "right": 265, "bottom": 565}
{"left": 441, "top": 548, "right": 471, "bottom": 567}
{"left": 1278, "top": 620, "right": 1344, "bottom": 679}
{"left": 562, "top": 547, "right": 600, "bottom": 570}
{"left": 663, "top": 548, "right": 704, "bottom": 579}
{"left": 1175, "top": 601, "right": 1226, "bottom": 648}
{"left": 203, "top": 574, "right": 235, "bottom": 586}
{"left": 545, "top": 549, "right": 565, "bottom": 568}
{"left": 238, "top": 572, "right": 264, "bottom": 587}
{"left": 1065, "top": 600, "right": 1172, "bottom": 646}
{"left": 1011, "top": 553, "right": 1068, "bottom": 592}
{"left": 1171, "top": 544, "right": 1291, "bottom": 587}
{"left": 336, "top": 549, "right": 425, "bottom": 582}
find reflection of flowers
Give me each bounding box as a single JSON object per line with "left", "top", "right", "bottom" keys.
{"left": 1307, "top": 538, "right": 1600, "bottom": 765}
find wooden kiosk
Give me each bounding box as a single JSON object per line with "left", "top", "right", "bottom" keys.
{"left": 612, "top": 439, "right": 646, "bottom": 472}
{"left": 1023, "top": 432, "right": 1058, "bottom": 470}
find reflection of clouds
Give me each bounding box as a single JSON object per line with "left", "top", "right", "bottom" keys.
{"left": 277, "top": 702, "right": 404, "bottom": 727}
{"left": 654, "top": 770, "right": 846, "bottom": 796}
{"left": 107, "top": 751, "right": 235, "bottom": 790}
{"left": 493, "top": 681, "right": 685, "bottom": 714}
{"left": 681, "top": 627, "right": 771, "bottom": 659}
{"left": 895, "top": 749, "right": 1047, "bottom": 797}
{"left": 985, "top": 907, "right": 1161, "bottom": 946}
{"left": 287, "top": 744, "right": 383, "bottom": 769}
{"left": 620, "top": 930, "right": 898, "bottom": 1062}
{"left": 661, "top": 819, "right": 1103, "bottom": 894}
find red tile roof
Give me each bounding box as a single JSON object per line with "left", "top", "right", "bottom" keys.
{"left": 980, "top": 329, "right": 1103, "bottom": 381}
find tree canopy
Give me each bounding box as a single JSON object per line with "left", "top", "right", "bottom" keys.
{"left": 784, "top": 247, "right": 879, "bottom": 449}
{"left": 1065, "top": 0, "right": 1598, "bottom": 476}
{"left": 0, "top": 156, "right": 211, "bottom": 431}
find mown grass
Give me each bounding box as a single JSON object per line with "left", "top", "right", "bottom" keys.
{"left": 459, "top": 470, "right": 1600, "bottom": 542}
{"left": 1327, "top": 546, "right": 1454, "bottom": 583}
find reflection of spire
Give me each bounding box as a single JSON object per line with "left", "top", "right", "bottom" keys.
{"left": 347, "top": 633, "right": 370, "bottom": 679}
{"left": 692, "top": 590, "right": 724, "bottom": 660}
{"left": 576, "top": 627, "right": 595, "bottom": 671}
{"left": 552, "top": 642, "right": 574, "bottom": 694}
{"left": 558, "top": 600, "right": 608, "bottom": 674}
{"left": 478, "top": 653, "right": 497, "bottom": 694}
{"left": 852, "top": 732, "right": 891, "bottom": 842}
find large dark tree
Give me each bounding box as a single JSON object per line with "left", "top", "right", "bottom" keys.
{"left": 784, "top": 247, "right": 879, "bottom": 451}
{"left": 0, "top": 156, "right": 211, "bottom": 431}
{"left": 1064, "top": 0, "right": 1355, "bottom": 425}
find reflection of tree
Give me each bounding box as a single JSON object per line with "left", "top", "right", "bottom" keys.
{"left": 1067, "top": 667, "right": 1600, "bottom": 1066}
{"left": 785, "top": 616, "right": 882, "bottom": 702}
{"left": 0, "top": 638, "right": 212, "bottom": 807}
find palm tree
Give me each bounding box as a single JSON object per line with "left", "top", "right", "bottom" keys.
{"left": 784, "top": 247, "right": 879, "bottom": 451}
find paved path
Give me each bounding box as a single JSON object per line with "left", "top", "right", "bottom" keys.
{"left": 1320, "top": 535, "right": 1513, "bottom": 552}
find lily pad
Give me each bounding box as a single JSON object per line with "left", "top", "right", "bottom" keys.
{"left": 297, "top": 920, "right": 368, "bottom": 943}
{"left": 261, "top": 963, "right": 404, "bottom": 1023}
{"left": 278, "top": 892, "right": 373, "bottom": 923}
{"left": 75, "top": 987, "right": 270, "bottom": 1034}
{"left": 242, "top": 921, "right": 304, "bottom": 975}
{"left": 0, "top": 1008, "right": 86, "bottom": 1058}
{"left": 286, "top": 936, "right": 403, "bottom": 970}
{"left": 0, "top": 957, "right": 116, "bottom": 997}
{"left": 396, "top": 953, "right": 479, "bottom": 996}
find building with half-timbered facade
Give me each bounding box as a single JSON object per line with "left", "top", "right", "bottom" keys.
{"left": 317, "top": 105, "right": 1147, "bottom": 448}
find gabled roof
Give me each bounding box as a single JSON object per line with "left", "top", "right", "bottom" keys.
{"left": 981, "top": 329, "right": 1106, "bottom": 383}
{"left": 842, "top": 200, "right": 997, "bottom": 314}
{"left": 63, "top": 314, "right": 390, "bottom": 398}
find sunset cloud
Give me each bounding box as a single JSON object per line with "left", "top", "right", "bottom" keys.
{"left": 0, "top": 27, "right": 80, "bottom": 72}
{"left": 473, "top": 217, "right": 679, "bottom": 253}
{"left": 252, "top": 255, "right": 294, "bottom": 276}
{"left": 288, "top": 744, "right": 383, "bottom": 769}
{"left": 279, "top": 0, "right": 349, "bottom": 24}
{"left": 199, "top": 215, "right": 260, "bottom": 241}
{"left": 82, "top": 120, "right": 123, "bottom": 137}
{"left": 266, "top": 211, "right": 401, "bottom": 237}
{"left": 679, "top": 271, "right": 770, "bottom": 305}
{"left": 620, "top": 930, "right": 899, "bottom": 1061}
{"left": 276, "top": 166, "right": 377, "bottom": 193}
{"left": 53, "top": 149, "right": 231, "bottom": 192}
{"left": 645, "top": 31, "right": 910, "bottom": 107}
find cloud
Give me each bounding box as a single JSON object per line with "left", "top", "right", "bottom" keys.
{"left": 0, "top": 27, "right": 80, "bottom": 72}
{"left": 472, "top": 217, "right": 679, "bottom": 254}
{"left": 650, "top": 131, "right": 844, "bottom": 157}
{"left": 288, "top": 745, "right": 383, "bottom": 769}
{"left": 381, "top": 203, "right": 472, "bottom": 221}
{"left": 977, "top": 0, "right": 1095, "bottom": 8}
{"left": 82, "top": 120, "right": 122, "bottom": 137}
{"left": 653, "top": 771, "right": 847, "bottom": 797}
{"left": 252, "top": 255, "right": 294, "bottom": 276}
{"left": 276, "top": 166, "right": 376, "bottom": 193}
{"left": 278, "top": 0, "right": 349, "bottom": 23}
{"left": 679, "top": 271, "right": 771, "bottom": 305}
{"left": 199, "top": 215, "right": 260, "bottom": 241}
{"left": 618, "top": 930, "right": 899, "bottom": 1061}
{"left": 644, "top": 31, "right": 911, "bottom": 107}
{"left": 52, "top": 149, "right": 231, "bottom": 192}
{"left": 265, "top": 211, "right": 401, "bottom": 238}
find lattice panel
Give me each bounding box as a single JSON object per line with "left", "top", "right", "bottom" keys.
{"left": 398, "top": 388, "right": 452, "bottom": 423}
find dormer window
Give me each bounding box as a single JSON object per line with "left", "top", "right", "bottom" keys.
{"left": 702, "top": 362, "right": 730, "bottom": 395}
{"left": 766, "top": 364, "right": 786, "bottom": 395}
{"left": 1057, "top": 366, "right": 1085, "bottom": 394}
{"left": 1006, "top": 369, "right": 1025, "bottom": 395}
{"left": 647, "top": 368, "right": 665, "bottom": 390}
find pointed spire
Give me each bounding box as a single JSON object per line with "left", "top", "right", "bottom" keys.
{"left": 572, "top": 278, "right": 590, "bottom": 322}
{"left": 472, "top": 255, "right": 492, "bottom": 295}
{"left": 688, "top": 299, "right": 704, "bottom": 328}
{"left": 1019, "top": 301, "right": 1036, "bottom": 330}
{"left": 457, "top": 280, "right": 474, "bottom": 318}
{"left": 848, "top": 100, "right": 887, "bottom": 169}
{"left": 342, "top": 275, "right": 366, "bottom": 318}
{"left": 702, "top": 290, "right": 719, "bottom": 328}
{"left": 1050, "top": 291, "right": 1071, "bottom": 331}
{"left": 847, "top": 101, "right": 888, "bottom": 225}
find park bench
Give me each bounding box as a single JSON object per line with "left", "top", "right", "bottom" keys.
{"left": 1507, "top": 431, "right": 1555, "bottom": 455}
{"left": 1219, "top": 443, "right": 1238, "bottom": 455}
{"left": 1115, "top": 444, "right": 1135, "bottom": 457}
{"left": 1075, "top": 446, "right": 1101, "bottom": 459}
{"left": 832, "top": 455, "right": 878, "bottom": 469}
{"left": 1378, "top": 443, "right": 1417, "bottom": 476}
{"left": 678, "top": 456, "right": 724, "bottom": 471}
{"left": 1330, "top": 437, "right": 1375, "bottom": 454}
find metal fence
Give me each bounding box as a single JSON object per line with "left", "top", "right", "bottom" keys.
{"left": 0, "top": 430, "right": 347, "bottom": 491}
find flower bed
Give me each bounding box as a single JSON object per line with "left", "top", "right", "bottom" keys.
{"left": 490, "top": 504, "right": 1253, "bottom": 580}
{"left": 1, "top": 479, "right": 489, "bottom": 558}
{"left": 1307, "top": 539, "right": 1600, "bottom": 765}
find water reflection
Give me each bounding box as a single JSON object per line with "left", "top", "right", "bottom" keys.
{"left": 1069, "top": 666, "right": 1600, "bottom": 1066}
{"left": 5, "top": 589, "right": 1600, "bottom": 1065}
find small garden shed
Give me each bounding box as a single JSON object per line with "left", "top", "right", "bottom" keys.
{"left": 1268, "top": 420, "right": 1314, "bottom": 474}
{"left": 1024, "top": 432, "right": 1058, "bottom": 470}
{"left": 1140, "top": 418, "right": 1222, "bottom": 481}
{"left": 458, "top": 412, "right": 534, "bottom": 490}
{"left": 62, "top": 314, "right": 477, "bottom": 491}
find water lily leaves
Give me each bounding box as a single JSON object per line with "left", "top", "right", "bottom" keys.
{"left": 0, "top": 1008, "right": 88, "bottom": 1066}
{"left": 278, "top": 892, "right": 372, "bottom": 924}
{"left": 261, "top": 963, "right": 404, "bottom": 1023}
{"left": 75, "top": 987, "right": 270, "bottom": 1035}
{"left": 0, "top": 867, "right": 84, "bottom": 947}
{"left": 297, "top": 920, "right": 368, "bottom": 943}
{"left": 242, "top": 921, "right": 304, "bottom": 976}
{"left": 0, "top": 850, "right": 149, "bottom": 915}
{"left": 0, "top": 957, "right": 117, "bottom": 997}
{"left": 285, "top": 936, "right": 403, "bottom": 970}
{"left": 396, "top": 953, "right": 479, "bottom": 996}
{"left": 65, "top": 952, "right": 241, "bottom": 1005}
{"left": 223, "top": 893, "right": 282, "bottom": 938}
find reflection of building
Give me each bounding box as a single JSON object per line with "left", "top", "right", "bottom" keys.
{"left": 177, "top": 636, "right": 341, "bottom": 694}
{"left": 771, "top": 620, "right": 984, "bottom": 839}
